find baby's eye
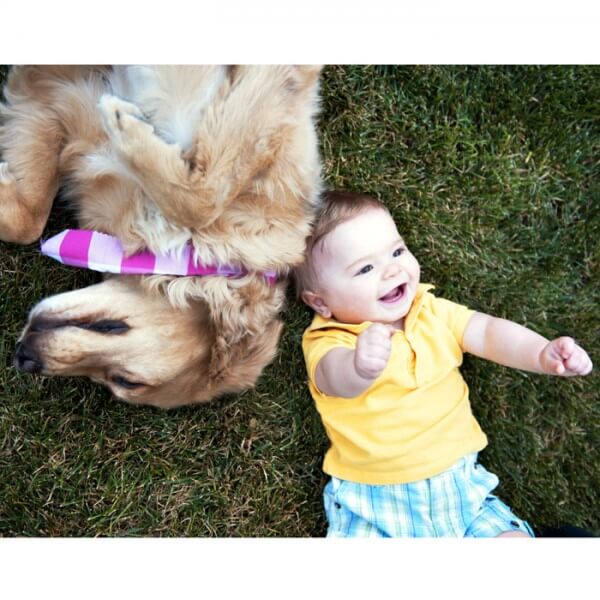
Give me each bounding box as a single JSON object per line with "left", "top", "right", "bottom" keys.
{"left": 355, "top": 264, "right": 373, "bottom": 276}
{"left": 393, "top": 247, "right": 405, "bottom": 257}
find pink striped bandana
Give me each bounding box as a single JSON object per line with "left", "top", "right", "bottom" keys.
{"left": 40, "top": 229, "right": 277, "bottom": 284}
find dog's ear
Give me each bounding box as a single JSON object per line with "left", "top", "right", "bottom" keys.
{"left": 214, "top": 279, "right": 285, "bottom": 344}
{"left": 188, "top": 277, "right": 286, "bottom": 384}
{"left": 206, "top": 319, "right": 283, "bottom": 393}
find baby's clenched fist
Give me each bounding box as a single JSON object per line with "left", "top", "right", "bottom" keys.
{"left": 354, "top": 323, "right": 396, "bottom": 380}
{"left": 540, "top": 336, "right": 593, "bottom": 376}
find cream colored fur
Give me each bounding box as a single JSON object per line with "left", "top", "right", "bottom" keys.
{"left": 0, "top": 65, "right": 322, "bottom": 408}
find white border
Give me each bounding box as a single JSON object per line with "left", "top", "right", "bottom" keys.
{"left": 0, "top": 538, "right": 596, "bottom": 599}
{"left": 2, "top": 0, "right": 600, "bottom": 64}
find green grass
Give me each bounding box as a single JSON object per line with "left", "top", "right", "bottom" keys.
{"left": 1, "top": 65, "right": 598, "bottom": 536}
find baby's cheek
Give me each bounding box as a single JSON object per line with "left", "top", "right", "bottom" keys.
{"left": 348, "top": 292, "right": 372, "bottom": 313}
{"left": 331, "top": 294, "right": 370, "bottom": 323}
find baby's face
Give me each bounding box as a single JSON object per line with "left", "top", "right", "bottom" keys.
{"left": 310, "top": 208, "right": 420, "bottom": 328}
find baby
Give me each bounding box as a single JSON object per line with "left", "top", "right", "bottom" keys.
{"left": 295, "top": 190, "right": 592, "bottom": 537}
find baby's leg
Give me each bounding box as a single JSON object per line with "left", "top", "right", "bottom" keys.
{"left": 496, "top": 530, "right": 531, "bottom": 538}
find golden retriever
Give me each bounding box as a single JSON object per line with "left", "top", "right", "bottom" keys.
{"left": 0, "top": 65, "right": 322, "bottom": 408}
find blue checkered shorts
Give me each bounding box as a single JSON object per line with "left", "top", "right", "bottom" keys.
{"left": 323, "top": 453, "right": 534, "bottom": 537}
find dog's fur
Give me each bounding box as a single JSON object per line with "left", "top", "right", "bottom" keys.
{"left": 0, "top": 65, "right": 322, "bottom": 408}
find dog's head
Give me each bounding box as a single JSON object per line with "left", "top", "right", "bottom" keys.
{"left": 13, "top": 277, "right": 282, "bottom": 408}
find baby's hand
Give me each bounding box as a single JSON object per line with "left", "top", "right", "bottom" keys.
{"left": 354, "top": 323, "right": 395, "bottom": 380}
{"left": 540, "top": 337, "right": 593, "bottom": 376}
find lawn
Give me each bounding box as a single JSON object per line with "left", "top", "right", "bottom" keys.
{"left": 0, "top": 65, "right": 598, "bottom": 536}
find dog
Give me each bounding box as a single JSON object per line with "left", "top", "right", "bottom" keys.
{"left": 0, "top": 65, "right": 322, "bottom": 408}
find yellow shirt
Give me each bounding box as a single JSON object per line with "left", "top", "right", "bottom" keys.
{"left": 302, "top": 284, "right": 488, "bottom": 485}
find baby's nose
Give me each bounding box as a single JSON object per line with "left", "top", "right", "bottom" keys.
{"left": 383, "top": 262, "right": 401, "bottom": 278}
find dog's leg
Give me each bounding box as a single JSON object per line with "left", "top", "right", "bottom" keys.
{"left": 0, "top": 162, "right": 59, "bottom": 244}
{"left": 0, "top": 127, "right": 62, "bottom": 245}
{"left": 98, "top": 94, "right": 205, "bottom": 225}
{"left": 0, "top": 69, "right": 66, "bottom": 244}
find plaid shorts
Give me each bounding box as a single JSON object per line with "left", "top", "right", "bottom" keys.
{"left": 323, "top": 453, "right": 534, "bottom": 537}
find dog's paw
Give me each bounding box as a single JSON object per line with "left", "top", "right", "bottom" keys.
{"left": 98, "top": 94, "right": 143, "bottom": 122}
{"left": 98, "top": 94, "right": 152, "bottom": 148}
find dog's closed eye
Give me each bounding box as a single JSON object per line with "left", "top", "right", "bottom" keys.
{"left": 111, "top": 375, "right": 144, "bottom": 389}
{"left": 29, "top": 318, "right": 129, "bottom": 334}
{"left": 81, "top": 320, "right": 130, "bottom": 334}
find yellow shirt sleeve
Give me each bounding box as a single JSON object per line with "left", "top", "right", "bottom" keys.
{"left": 302, "top": 323, "right": 357, "bottom": 393}
{"left": 428, "top": 294, "right": 475, "bottom": 349}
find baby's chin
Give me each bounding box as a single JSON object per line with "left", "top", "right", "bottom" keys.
{"left": 328, "top": 310, "right": 410, "bottom": 327}
{"left": 376, "top": 286, "right": 417, "bottom": 326}
{"left": 380, "top": 312, "right": 409, "bottom": 330}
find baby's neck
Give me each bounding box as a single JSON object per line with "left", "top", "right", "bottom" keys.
{"left": 392, "top": 317, "right": 405, "bottom": 331}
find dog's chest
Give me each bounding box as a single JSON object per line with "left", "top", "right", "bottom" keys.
{"left": 108, "top": 66, "right": 228, "bottom": 150}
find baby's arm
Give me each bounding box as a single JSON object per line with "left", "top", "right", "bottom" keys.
{"left": 315, "top": 323, "right": 395, "bottom": 398}
{"left": 462, "top": 312, "right": 593, "bottom": 376}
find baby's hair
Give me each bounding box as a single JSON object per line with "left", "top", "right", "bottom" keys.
{"left": 293, "top": 189, "right": 389, "bottom": 299}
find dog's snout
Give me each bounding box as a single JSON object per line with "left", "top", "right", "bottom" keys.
{"left": 13, "top": 341, "right": 43, "bottom": 374}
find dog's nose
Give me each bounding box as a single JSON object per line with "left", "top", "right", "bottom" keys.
{"left": 13, "top": 341, "right": 43, "bottom": 373}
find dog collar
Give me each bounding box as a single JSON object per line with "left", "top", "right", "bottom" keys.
{"left": 40, "top": 229, "right": 278, "bottom": 284}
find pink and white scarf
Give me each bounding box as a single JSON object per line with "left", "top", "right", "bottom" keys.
{"left": 40, "top": 229, "right": 277, "bottom": 283}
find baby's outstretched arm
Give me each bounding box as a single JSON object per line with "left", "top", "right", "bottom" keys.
{"left": 315, "top": 323, "right": 395, "bottom": 397}
{"left": 463, "top": 312, "right": 593, "bottom": 376}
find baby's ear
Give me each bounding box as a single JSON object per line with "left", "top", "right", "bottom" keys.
{"left": 300, "top": 290, "right": 332, "bottom": 318}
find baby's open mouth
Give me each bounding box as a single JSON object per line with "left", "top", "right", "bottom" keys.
{"left": 379, "top": 283, "right": 407, "bottom": 303}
